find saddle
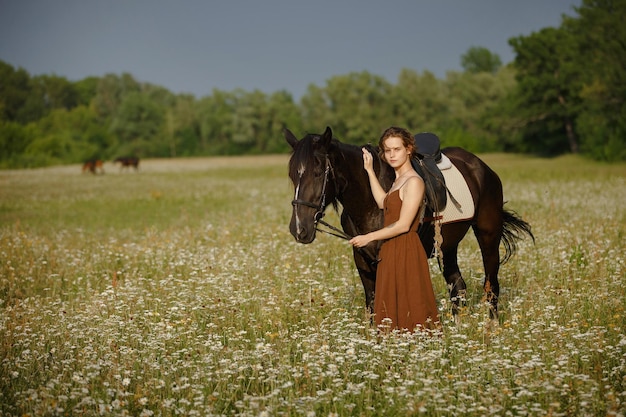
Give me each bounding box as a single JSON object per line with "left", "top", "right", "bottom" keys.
{"left": 411, "top": 132, "right": 448, "bottom": 214}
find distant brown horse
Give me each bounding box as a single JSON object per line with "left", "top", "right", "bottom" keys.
{"left": 114, "top": 157, "right": 140, "bottom": 171}
{"left": 82, "top": 159, "right": 104, "bottom": 175}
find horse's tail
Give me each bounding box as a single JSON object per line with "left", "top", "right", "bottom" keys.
{"left": 500, "top": 208, "right": 535, "bottom": 264}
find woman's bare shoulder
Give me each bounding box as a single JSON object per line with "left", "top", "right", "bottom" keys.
{"left": 405, "top": 174, "right": 424, "bottom": 187}
{"left": 399, "top": 175, "right": 424, "bottom": 200}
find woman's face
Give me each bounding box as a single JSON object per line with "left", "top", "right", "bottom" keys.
{"left": 382, "top": 136, "right": 410, "bottom": 168}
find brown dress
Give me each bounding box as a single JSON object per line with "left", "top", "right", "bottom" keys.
{"left": 374, "top": 189, "right": 440, "bottom": 332}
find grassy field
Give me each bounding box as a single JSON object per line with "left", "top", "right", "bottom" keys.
{"left": 1, "top": 154, "right": 625, "bottom": 416}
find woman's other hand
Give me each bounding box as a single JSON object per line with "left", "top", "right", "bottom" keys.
{"left": 350, "top": 234, "right": 371, "bottom": 248}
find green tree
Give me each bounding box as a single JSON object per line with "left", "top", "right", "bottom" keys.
{"left": 92, "top": 73, "right": 141, "bottom": 122}
{"left": 197, "top": 90, "right": 236, "bottom": 155}
{"left": 569, "top": 0, "right": 626, "bottom": 161}
{"left": 0, "top": 121, "right": 36, "bottom": 168}
{"left": 110, "top": 91, "right": 166, "bottom": 157}
{"left": 31, "top": 74, "right": 80, "bottom": 111}
{"left": 165, "top": 94, "right": 200, "bottom": 157}
{"left": 509, "top": 26, "right": 582, "bottom": 155}
{"left": 0, "top": 61, "right": 31, "bottom": 122}
{"left": 0, "top": 60, "right": 53, "bottom": 124}
{"left": 393, "top": 69, "right": 449, "bottom": 134}
{"left": 300, "top": 84, "right": 331, "bottom": 134}
{"left": 230, "top": 89, "right": 268, "bottom": 153}
{"left": 461, "top": 46, "right": 502, "bottom": 74}
{"left": 478, "top": 67, "right": 523, "bottom": 152}
{"left": 74, "top": 76, "right": 100, "bottom": 106}
{"left": 443, "top": 69, "right": 513, "bottom": 152}
{"left": 322, "top": 71, "right": 393, "bottom": 144}
{"left": 265, "top": 90, "right": 302, "bottom": 153}
{"left": 23, "top": 105, "right": 113, "bottom": 166}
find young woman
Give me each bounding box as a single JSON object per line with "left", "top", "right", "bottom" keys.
{"left": 349, "top": 126, "right": 440, "bottom": 333}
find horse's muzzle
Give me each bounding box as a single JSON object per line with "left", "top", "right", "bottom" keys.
{"left": 290, "top": 219, "right": 316, "bottom": 244}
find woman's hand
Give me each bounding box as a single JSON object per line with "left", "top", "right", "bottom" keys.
{"left": 361, "top": 146, "right": 386, "bottom": 209}
{"left": 362, "top": 148, "right": 374, "bottom": 172}
{"left": 350, "top": 234, "right": 372, "bottom": 248}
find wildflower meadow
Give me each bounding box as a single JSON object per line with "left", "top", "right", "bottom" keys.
{"left": 1, "top": 154, "right": 624, "bottom": 416}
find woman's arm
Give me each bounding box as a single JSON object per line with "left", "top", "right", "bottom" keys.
{"left": 362, "top": 148, "right": 387, "bottom": 208}
{"left": 349, "top": 176, "right": 424, "bottom": 248}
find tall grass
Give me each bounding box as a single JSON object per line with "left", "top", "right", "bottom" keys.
{"left": 1, "top": 154, "right": 624, "bottom": 416}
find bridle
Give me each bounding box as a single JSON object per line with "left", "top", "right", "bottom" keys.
{"left": 291, "top": 155, "right": 351, "bottom": 240}
{"left": 290, "top": 152, "right": 380, "bottom": 267}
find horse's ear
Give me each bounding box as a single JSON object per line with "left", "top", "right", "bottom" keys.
{"left": 321, "top": 126, "right": 333, "bottom": 148}
{"left": 284, "top": 128, "right": 299, "bottom": 149}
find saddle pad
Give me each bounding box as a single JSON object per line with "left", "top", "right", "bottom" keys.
{"left": 438, "top": 161, "right": 474, "bottom": 223}
{"left": 437, "top": 154, "right": 452, "bottom": 170}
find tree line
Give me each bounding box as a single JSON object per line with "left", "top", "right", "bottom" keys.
{"left": 1, "top": 0, "right": 623, "bottom": 168}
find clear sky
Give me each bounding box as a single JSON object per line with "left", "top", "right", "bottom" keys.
{"left": 0, "top": 0, "right": 579, "bottom": 100}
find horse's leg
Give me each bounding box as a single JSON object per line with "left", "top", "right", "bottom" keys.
{"left": 439, "top": 222, "right": 471, "bottom": 317}
{"left": 441, "top": 252, "right": 468, "bottom": 319}
{"left": 421, "top": 221, "right": 467, "bottom": 317}
{"left": 472, "top": 215, "right": 503, "bottom": 320}
{"left": 342, "top": 213, "right": 378, "bottom": 316}
{"left": 441, "top": 246, "right": 467, "bottom": 317}
{"left": 474, "top": 226, "right": 502, "bottom": 319}
{"left": 353, "top": 250, "right": 376, "bottom": 316}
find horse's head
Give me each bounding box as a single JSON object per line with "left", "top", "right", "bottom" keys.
{"left": 285, "top": 126, "right": 338, "bottom": 243}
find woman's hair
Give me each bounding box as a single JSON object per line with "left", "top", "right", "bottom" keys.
{"left": 377, "top": 126, "right": 415, "bottom": 163}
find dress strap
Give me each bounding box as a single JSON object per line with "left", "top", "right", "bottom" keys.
{"left": 389, "top": 175, "right": 420, "bottom": 195}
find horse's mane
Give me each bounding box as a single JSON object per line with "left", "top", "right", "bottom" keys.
{"left": 288, "top": 133, "right": 358, "bottom": 173}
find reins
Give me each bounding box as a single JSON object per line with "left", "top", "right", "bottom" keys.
{"left": 316, "top": 218, "right": 352, "bottom": 240}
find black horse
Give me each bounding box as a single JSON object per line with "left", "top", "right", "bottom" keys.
{"left": 114, "top": 156, "right": 140, "bottom": 171}
{"left": 286, "top": 126, "right": 534, "bottom": 319}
